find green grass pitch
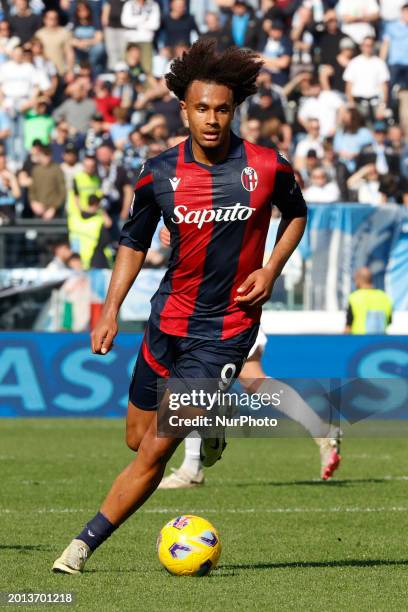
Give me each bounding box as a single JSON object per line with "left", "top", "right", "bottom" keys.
{"left": 1, "top": 419, "right": 407, "bottom": 611}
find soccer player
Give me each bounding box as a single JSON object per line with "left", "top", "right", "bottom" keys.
{"left": 52, "top": 39, "right": 308, "bottom": 574}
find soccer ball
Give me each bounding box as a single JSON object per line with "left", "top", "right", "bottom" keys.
{"left": 157, "top": 515, "right": 221, "bottom": 576}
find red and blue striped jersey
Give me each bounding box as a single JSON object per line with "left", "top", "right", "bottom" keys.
{"left": 119, "top": 133, "right": 307, "bottom": 340}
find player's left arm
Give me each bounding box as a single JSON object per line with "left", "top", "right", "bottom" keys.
{"left": 235, "top": 157, "right": 307, "bottom": 307}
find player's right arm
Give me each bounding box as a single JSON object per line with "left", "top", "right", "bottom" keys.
{"left": 91, "top": 161, "right": 161, "bottom": 355}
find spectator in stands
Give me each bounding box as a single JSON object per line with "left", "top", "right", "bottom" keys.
{"left": 343, "top": 36, "right": 390, "bottom": 122}
{"left": 379, "top": 0, "right": 407, "bottom": 24}
{"left": 297, "top": 80, "right": 343, "bottom": 138}
{"left": 299, "top": 149, "right": 320, "bottom": 187}
{"left": 0, "top": 45, "right": 49, "bottom": 164}
{"left": 303, "top": 166, "right": 341, "bottom": 203}
{"left": 222, "top": 0, "right": 260, "bottom": 50}
{"left": 36, "top": 10, "right": 74, "bottom": 78}
{"left": 294, "top": 118, "right": 324, "bottom": 170}
{"left": 71, "top": 1, "right": 105, "bottom": 78}
{"left": 101, "top": 0, "right": 128, "bottom": 70}
{"left": 320, "top": 37, "right": 355, "bottom": 94}
{"left": 290, "top": 2, "right": 314, "bottom": 74}
{"left": 68, "top": 193, "right": 113, "bottom": 269}
{"left": 29, "top": 37, "right": 58, "bottom": 98}
{"left": 200, "top": 11, "right": 229, "bottom": 51}
{"left": 111, "top": 62, "right": 136, "bottom": 108}
{"left": 96, "top": 143, "right": 133, "bottom": 220}
{"left": 60, "top": 143, "right": 83, "bottom": 193}
{"left": 314, "top": 10, "right": 345, "bottom": 67}
{"left": 135, "top": 77, "right": 183, "bottom": 135}
{"left": 0, "top": 20, "right": 20, "bottom": 63}
{"left": 109, "top": 107, "right": 133, "bottom": 150}
{"left": 124, "top": 43, "right": 146, "bottom": 86}
{"left": 69, "top": 152, "right": 102, "bottom": 214}
{"left": 334, "top": 106, "right": 375, "bottom": 198}
{"left": 161, "top": 0, "right": 200, "bottom": 49}
{"left": 84, "top": 112, "right": 114, "bottom": 153}
{"left": 260, "top": 18, "right": 292, "bottom": 86}
{"left": 345, "top": 266, "right": 392, "bottom": 334}
{"left": 0, "top": 152, "right": 21, "bottom": 223}
{"left": 50, "top": 120, "right": 72, "bottom": 163}
{"left": 9, "top": 0, "right": 41, "bottom": 45}
{"left": 357, "top": 120, "right": 400, "bottom": 178}
{"left": 53, "top": 81, "right": 97, "bottom": 138}
{"left": 46, "top": 238, "right": 73, "bottom": 270}
{"left": 247, "top": 70, "right": 287, "bottom": 122}
{"left": 18, "top": 137, "right": 42, "bottom": 187}
{"left": 240, "top": 118, "right": 262, "bottom": 144}
{"left": 381, "top": 3, "right": 408, "bottom": 91}
{"left": 347, "top": 163, "right": 385, "bottom": 205}
{"left": 337, "top": 0, "right": 380, "bottom": 45}
{"left": 66, "top": 252, "right": 84, "bottom": 271}
{"left": 121, "top": 0, "right": 161, "bottom": 73}
{"left": 28, "top": 144, "right": 66, "bottom": 219}
{"left": 23, "top": 96, "right": 54, "bottom": 150}
{"left": 93, "top": 79, "right": 121, "bottom": 123}
{"left": 122, "top": 128, "right": 148, "bottom": 180}
{"left": 321, "top": 137, "right": 338, "bottom": 181}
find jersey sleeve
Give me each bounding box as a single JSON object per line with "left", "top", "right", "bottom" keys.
{"left": 119, "top": 161, "right": 161, "bottom": 253}
{"left": 272, "top": 153, "right": 308, "bottom": 219}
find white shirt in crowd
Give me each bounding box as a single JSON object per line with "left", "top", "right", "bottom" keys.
{"left": 121, "top": 0, "right": 161, "bottom": 43}
{"left": 355, "top": 180, "right": 383, "bottom": 205}
{"left": 294, "top": 136, "right": 324, "bottom": 161}
{"left": 380, "top": 0, "right": 406, "bottom": 22}
{"left": 337, "top": 0, "right": 379, "bottom": 44}
{"left": 304, "top": 181, "right": 341, "bottom": 203}
{"left": 297, "top": 91, "right": 344, "bottom": 137}
{"left": 343, "top": 54, "right": 390, "bottom": 99}
{"left": 0, "top": 60, "right": 50, "bottom": 108}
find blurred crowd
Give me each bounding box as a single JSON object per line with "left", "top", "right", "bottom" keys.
{"left": 1, "top": 0, "right": 408, "bottom": 270}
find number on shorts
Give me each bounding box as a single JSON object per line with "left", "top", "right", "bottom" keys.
{"left": 219, "top": 362, "right": 236, "bottom": 391}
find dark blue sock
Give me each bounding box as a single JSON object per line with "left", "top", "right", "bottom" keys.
{"left": 76, "top": 512, "right": 117, "bottom": 552}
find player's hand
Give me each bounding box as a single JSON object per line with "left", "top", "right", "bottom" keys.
{"left": 91, "top": 315, "right": 118, "bottom": 355}
{"left": 159, "top": 226, "right": 171, "bottom": 248}
{"left": 234, "top": 269, "right": 276, "bottom": 307}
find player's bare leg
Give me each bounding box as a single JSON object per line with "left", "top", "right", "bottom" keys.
{"left": 52, "top": 401, "right": 182, "bottom": 574}
{"left": 125, "top": 401, "right": 156, "bottom": 451}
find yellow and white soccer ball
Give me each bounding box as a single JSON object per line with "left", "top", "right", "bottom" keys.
{"left": 157, "top": 515, "right": 221, "bottom": 576}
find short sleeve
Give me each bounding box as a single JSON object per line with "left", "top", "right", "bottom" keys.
{"left": 272, "top": 153, "right": 308, "bottom": 219}
{"left": 119, "top": 161, "right": 161, "bottom": 253}
{"left": 342, "top": 61, "right": 355, "bottom": 83}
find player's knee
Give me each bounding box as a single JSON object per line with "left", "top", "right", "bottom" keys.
{"left": 139, "top": 435, "right": 176, "bottom": 468}
{"left": 125, "top": 428, "right": 143, "bottom": 452}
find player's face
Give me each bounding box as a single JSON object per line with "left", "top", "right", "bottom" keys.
{"left": 181, "top": 81, "right": 235, "bottom": 151}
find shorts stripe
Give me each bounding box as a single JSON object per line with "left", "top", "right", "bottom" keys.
{"left": 141, "top": 338, "right": 170, "bottom": 378}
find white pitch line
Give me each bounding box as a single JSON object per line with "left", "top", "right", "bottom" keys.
{"left": 0, "top": 506, "right": 408, "bottom": 515}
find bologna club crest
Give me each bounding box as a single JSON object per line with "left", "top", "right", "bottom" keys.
{"left": 241, "top": 166, "right": 258, "bottom": 192}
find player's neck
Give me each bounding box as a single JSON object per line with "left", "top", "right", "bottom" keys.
{"left": 191, "top": 133, "right": 231, "bottom": 167}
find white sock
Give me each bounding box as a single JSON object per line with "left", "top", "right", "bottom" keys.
{"left": 180, "top": 432, "right": 202, "bottom": 475}
{"left": 257, "top": 379, "right": 334, "bottom": 439}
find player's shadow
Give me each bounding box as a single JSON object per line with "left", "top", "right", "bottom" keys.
{"left": 0, "top": 544, "right": 51, "bottom": 551}
{"left": 218, "top": 559, "right": 408, "bottom": 573}
{"left": 234, "top": 478, "right": 391, "bottom": 487}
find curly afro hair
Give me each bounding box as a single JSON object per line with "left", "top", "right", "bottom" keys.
{"left": 165, "top": 38, "right": 263, "bottom": 105}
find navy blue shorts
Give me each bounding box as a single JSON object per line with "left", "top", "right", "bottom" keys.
{"left": 129, "top": 319, "right": 259, "bottom": 411}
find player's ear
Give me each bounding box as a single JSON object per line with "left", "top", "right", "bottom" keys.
{"left": 180, "top": 100, "right": 189, "bottom": 127}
